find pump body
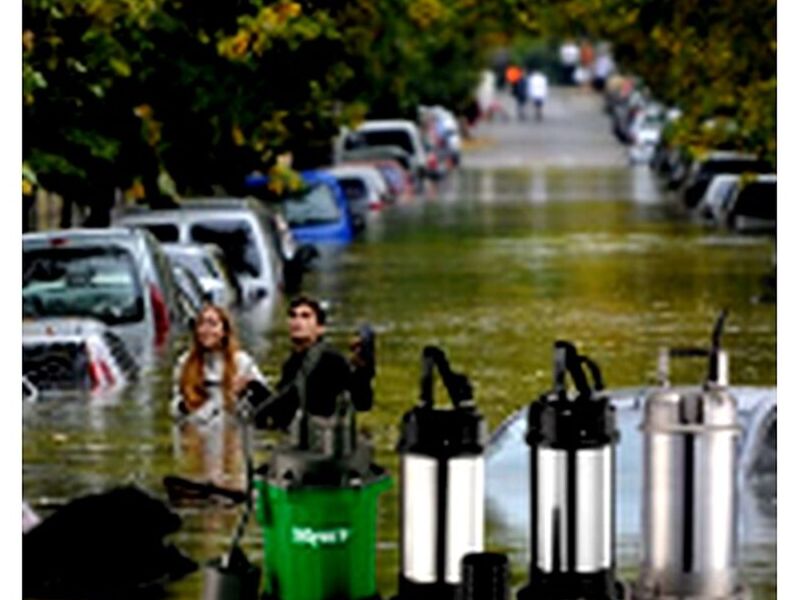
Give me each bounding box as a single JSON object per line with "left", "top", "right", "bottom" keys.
{"left": 395, "top": 346, "right": 487, "bottom": 600}
{"left": 255, "top": 367, "right": 390, "bottom": 600}
{"left": 518, "top": 341, "right": 623, "bottom": 600}
{"left": 636, "top": 326, "right": 746, "bottom": 600}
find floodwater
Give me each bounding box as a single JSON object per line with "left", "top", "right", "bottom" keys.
{"left": 23, "top": 98, "right": 776, "bottom": 599}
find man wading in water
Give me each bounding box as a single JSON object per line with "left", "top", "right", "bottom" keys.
{"left": 249, "top": 295, "right": 375, "bottom": 431}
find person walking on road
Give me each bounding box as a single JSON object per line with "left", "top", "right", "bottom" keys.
{"left": 527, "top": 69, "right": 549, "bottom": 122}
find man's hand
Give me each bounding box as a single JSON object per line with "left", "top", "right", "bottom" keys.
{"left": 350, "top": 325, "right": 375, "bottom": 374}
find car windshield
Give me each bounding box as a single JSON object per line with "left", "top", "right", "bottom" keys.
{"left": 23, "top": 247, "right": 145, "bottom": 324}
{"left": 23, "top": 341, "right": 91, "bottom": 392}
{"left": 169, "top": 251, "right": 216, "bottom": 280}
{"left": 337, "top": 177, "right": 369, "bottom": 202}
{"left": 350, "top": 130, "right": 415, "bottom": 155}
{"left": 189, "top": 220, "right": 262, "bottom": 277}
{"left": 282, "top": 184, "right": 341, "bottom": 226}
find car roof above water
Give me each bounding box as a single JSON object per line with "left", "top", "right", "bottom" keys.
{"left": 23, "top": 227, "right": 147, "bottom": 248}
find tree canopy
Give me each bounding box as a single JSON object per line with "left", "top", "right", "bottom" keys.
{"left": 22, "top": 0, "right": 776, "bottom": 218}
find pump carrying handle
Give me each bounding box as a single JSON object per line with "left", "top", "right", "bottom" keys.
{"left": 419, "top": 345, "right": 474, "bottom": 409}
{"left": 553, "top": 341, "right": 603, "bottom": 401}
{"left": 658, "top": 309, "right": 729, "bottom": 386}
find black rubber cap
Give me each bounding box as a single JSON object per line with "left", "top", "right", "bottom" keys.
{"left": 459, "top": 552, "right": 510, "bottom": 600}
{"left": 527, "top": 392, "right": 618, "bottom": 450}
{"left": 397, "top": 405, "right": 486, "bottom": 458}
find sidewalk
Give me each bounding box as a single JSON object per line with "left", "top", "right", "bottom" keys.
{"left": 462, "top": 86, "right": 629, "bottom": 169}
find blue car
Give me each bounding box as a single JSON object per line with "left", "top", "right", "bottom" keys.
{"left": 245, "top": 170, "right": 354, "bottom": 244}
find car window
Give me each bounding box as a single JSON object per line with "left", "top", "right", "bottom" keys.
{"left": 140, "top": 224, "right": 179, "bottom": 242}
{"left": 338, "top": 177, "right": 369, "bottom": 202}
{"left": 170, "top": 252, "right": 215, "bottom": 279}
{"left": 352, "top": 130, "right": 415, "bottom": 155}
{"left": 282, "top": 184, "right": 341, "bottom": 226}
{"left": 190, "top": 220, "right": 262, "bottom": 277}
{"left": 23, "top": 341, "right": 91, "bottom": 391}
{"left": 733, "top": 182, "right": 776, "bottom": 219}
{"left": 23, "top": 247, "right": 145, "bottom": 324}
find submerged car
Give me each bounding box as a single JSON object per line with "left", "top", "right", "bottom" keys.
{"left": 114, "top": 198, "right": 302, "bottom": 305}
{"left": 23, "top": 228, "right": 189, "bottom": 356}
{"left": 161, "top": 243, "right": 237, "bottom": 308}
{"left": 336, "top": 119, "right": 430, "bottom": 187}
{"left": 719, "top": 174, "right": 777, "bottom": 233}
{"left": 23, "top": 318, "right": 138, "bottom": 396}
{"left": 245, "top": 170, "right": 355, "bottom": 244}
{"left": 681, "top": 151, "right": 772, "bottom": 208}
{"left": 323, "top": 165, "right": 389, "bottom": 231}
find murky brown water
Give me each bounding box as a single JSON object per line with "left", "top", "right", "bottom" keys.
{"left": 23, "top": 165, "right": 776, "bottom": 598}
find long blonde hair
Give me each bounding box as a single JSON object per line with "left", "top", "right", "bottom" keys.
{"left": 179, "top": 304, "right": 240, "bottom": 411}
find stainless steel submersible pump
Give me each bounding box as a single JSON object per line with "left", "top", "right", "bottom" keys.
{"left": 635, "top": 311, "right": 748, "bottom": 600}
{"left": 518, "top": 340, "right": 624, "bottom": 600}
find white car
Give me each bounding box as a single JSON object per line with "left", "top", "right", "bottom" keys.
{"left": 23, "top": 318, "right": 138, "bottom": 397}
{"left": 23, "top": 228, "right": 190, "bottom": 357}
{"left": 114, "top": 198, "right": 289, "bottom": 307}
{"left": 336, "top": 119, "right": 430, "bottom": 186}
{"left": 696, "top": 174, "right": 742, "bottom": 222}
{"left": 323, "top": 165, "right": 389, "bottom": 231}
{"left": 161, "top": 243, "right": 237, "bottom": 308}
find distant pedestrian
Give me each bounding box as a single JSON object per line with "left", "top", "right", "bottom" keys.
{"left": 559, "top": 39, "right": 580, "bottom": 85}
{"left": 527, "top": 69, "right": 549, "bottom": 121}
{"left": 592, "top": 52, "right": 615, "bottom": 93}
{"left": 505, "top": 64, "right": 527, "bottom": 121}
{"left": 579, "top": 40, "right": 595, "bottom": 90}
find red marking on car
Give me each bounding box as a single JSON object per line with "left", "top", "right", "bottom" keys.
{"left": 149, "top": 283, "right": 171, "bottom": 346}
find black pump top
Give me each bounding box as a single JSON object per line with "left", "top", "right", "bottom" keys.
{"left": 527, "top": 341, "right": 617, "bottom": 450}
{"left": 397, "top": 346, "right": 486, "bottom": 458}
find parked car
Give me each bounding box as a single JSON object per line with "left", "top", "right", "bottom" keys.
{"left": 323, "top": 165, "right": 389, "bottom": 231}
{"left": 23, "top": 228, "right": 190, "bottom": 356}
{"left": 23, "top": 318, "right": 138, "bottom": 396}
{"left": 719, "top": 174, "right": 777, "bottom": 233}
{"left": 114, "top": 198, "right": 302, "bottom": 305}
{"left": 171, "top": 262, "right": 207, "bottom": 316}
{"left": 161, "top": 243, "right": 237, "bottom": 308}
{"left": 359, "top": 159, "right": 414, "bottom": 200}
{"left": 627, "top": 104, "right": 664, "bottom": 164}
{"left": 681, "top": 151, "right": 772, "bottom": 208}
{"left": 696, "top": 174, "right": 742, "bottom": 222}
{"left": 419, "top": 105, "right": 462, "bottom": 171}
{"left": 245, "top": 170, "right": 355, "bottom": 244}
{"left": 336, "top": 119, "right": 430, "bottom": 186}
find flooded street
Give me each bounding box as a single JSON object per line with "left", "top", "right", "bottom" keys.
{"left": 23, "top": 89, "right": 776, "bottom": 598}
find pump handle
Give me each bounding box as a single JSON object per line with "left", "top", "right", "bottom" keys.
{"left": 580, "top": 355, "right": 605, "bottom": 392}
{"left": 659, "top": 309, "right": 729, "bottom": 386}
{"left": 419, "top": 346, "right": 474, "bottom": 409}
{"left": 553, "top": 341, "right": 598, "bottom": 400}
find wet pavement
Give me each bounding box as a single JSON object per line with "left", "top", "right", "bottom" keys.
{"left": 23, "top": 86, "right": 776, "bottom": 599}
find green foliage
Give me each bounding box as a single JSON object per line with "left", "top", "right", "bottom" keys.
{"left": 23, "top": 0, "right": 776, "bottom": 213}
{"left": 531, "top": 0, "right": 776, "bottom": 164}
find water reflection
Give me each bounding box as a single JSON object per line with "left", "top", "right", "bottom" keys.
{"left": 22, "top": 165, "right": 776, "bottom": 598}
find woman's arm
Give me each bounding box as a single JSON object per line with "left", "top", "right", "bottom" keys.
{"left": 170, "top": 352, "right": 191, "bottom": 418}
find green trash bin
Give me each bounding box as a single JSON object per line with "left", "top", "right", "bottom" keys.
{"left": 255, "top": 409, "right": 391, "bottom": 600}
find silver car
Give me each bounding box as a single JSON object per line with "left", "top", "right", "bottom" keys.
{"left": 23, "top": 318, "right": 138, "bottom": 397}
{"left": 162, "top": 243, "right": 237, "bottom": 308}
{"left": 23, "top": 228, "right": 191, "bottom": 358}
{"left": 114, "top": 198, "right": 291, "bottom": 306}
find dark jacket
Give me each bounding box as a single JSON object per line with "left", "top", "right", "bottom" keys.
{"left": 253, "top": 341, "right": 373, "bottom": 430}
